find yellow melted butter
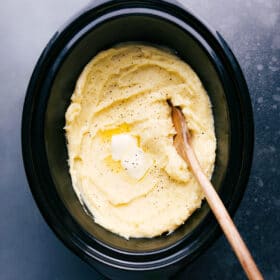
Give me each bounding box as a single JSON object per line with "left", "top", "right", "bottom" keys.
{"left": 103, "top": 155, "right": 123, "bottom": 173}
{"left": 99, "top": 123, "right": 139, "bottom": 175}
{"left": 98, "top": 123, "right": 131, "bottom": 142}
{"left": 98, "top": 123, "right": 141, "bottom": 146}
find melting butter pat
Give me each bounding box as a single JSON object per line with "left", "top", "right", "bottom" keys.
{"left": 111, "top": 134, "right": 152, "bottom": 180}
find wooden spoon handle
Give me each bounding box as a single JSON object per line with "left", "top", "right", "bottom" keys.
{"left": 172, "top": 107, "right": 263, "bottom": 280}
{"left": 183, "top": 142, "right": 263, "bottom": 280}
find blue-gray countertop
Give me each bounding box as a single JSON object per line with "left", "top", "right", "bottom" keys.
{"left": 0, "top": 0, "right": 279, "bottom": 279}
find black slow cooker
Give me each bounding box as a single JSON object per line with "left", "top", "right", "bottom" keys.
{"left": 22, "top": 0, "right": 254, "bottom": 279}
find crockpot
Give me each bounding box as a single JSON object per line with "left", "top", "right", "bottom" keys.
{"left": 22, "top": 0, "right": 254, "bottom": 279}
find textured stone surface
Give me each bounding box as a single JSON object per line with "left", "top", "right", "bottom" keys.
{"left": 0, "top": 0, "right": 279, "bottom": 279}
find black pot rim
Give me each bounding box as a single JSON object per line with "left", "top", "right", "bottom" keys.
{"left": 21, "top": 0, "right": 254, "bottom": 271}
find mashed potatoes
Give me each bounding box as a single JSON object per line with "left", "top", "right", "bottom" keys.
{"left": 65, "top": 44, "right": 216, "bottom": 239}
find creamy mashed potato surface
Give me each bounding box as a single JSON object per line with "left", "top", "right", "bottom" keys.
{"left": 65, "top": 45, "right": 216, "bottom": 239}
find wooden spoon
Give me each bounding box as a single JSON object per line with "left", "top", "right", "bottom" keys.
{"left": 171, "top": 105, "right": 263, "bottom": 280}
